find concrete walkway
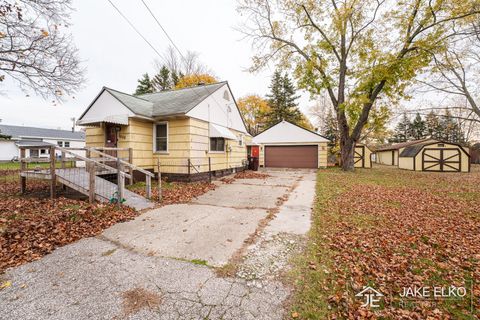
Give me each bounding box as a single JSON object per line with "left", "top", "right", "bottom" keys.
{"left": 0, "top": 169, "right": 317, "bottom": 320}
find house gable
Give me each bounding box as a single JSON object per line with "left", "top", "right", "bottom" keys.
{"left": 253, "top": 121, "right": 329, "bottom": 144}
{"left": 78, "top": 89, "right": 136, "bottom": 125}
{"left": 185, "top": 83, "right": 249, "bottom": 134}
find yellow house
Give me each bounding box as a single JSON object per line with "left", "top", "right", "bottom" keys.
{"left": 77, "top": 82, "right": 251, "bottom": 181}
{"left": 398, "top": 141, "right": 470, "bottom": 172}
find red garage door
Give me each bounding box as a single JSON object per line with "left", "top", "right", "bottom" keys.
{"left": 265, "top": 145, "right": 318, "bottom": 168}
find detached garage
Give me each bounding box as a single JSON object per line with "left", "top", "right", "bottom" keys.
{"left": 398, "top": 141, "right": 470, "bottom": 172}
{"left": 252, "top": 120, "right": 329, "bottom": 169}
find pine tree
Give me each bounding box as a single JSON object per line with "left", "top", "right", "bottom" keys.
{"left": 410, "top": 113, "right": 426, "bottom": 140}
{"left": 134, "top": 73, "right": 154, "bottom": 95}
{"left": 265, "top": 71, "right": 303, "bottom": 127}
{"left": 321, "top": 108, "right": 339, "bottom": 146}
{"left": 151, "top": 66, "right": 172, "bottom": 91}
{"left": 425, "top": 111, "right": 441, "bottom": 139}
{"left": 391, "top": 113, "right": 411, "bottom": 142}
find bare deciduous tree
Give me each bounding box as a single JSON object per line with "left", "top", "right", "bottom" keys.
{"left": 154, "top": 45, "right": 211, "bottom": 78}
{"left": 0, "top": 0, "right": 84, "bottom": 99}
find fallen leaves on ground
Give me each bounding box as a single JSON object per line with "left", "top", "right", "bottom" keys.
{"left": 291, "top": 165, "right": 480, "bottom": 319}
{"left": 127, "top": 181, "right": 215, "bottom": 205}
{"left": 0, "top": 190, "right": 137, "bottom": 273}
{"left": 234, "top": 170, "right": 271, "bottom": 179}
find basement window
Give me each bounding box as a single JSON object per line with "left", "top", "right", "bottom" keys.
{"left": 154, "top": 122, "right": 168, "bottom": 152}
{"left": 210, "top": 137, "right": 225, "bottom": 152}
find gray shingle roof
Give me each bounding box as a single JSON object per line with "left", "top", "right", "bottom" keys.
{"left": 0, "top": 124, "right": 85, "bottom": 140}
{"left": 15, "top": 140, "right": 54, "bottom": 147}
{"left": 399, "top": 143, "right": 427, "bottom": 157}
{"left": 102, "top": 82, "right": 227, "bottom": 118}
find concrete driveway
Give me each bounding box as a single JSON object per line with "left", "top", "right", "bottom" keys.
{"left": 102, "top": 169, "right": 308, "bottom": 266}
{"left": 0, "top": 169, "right": 317, "bottom": 320}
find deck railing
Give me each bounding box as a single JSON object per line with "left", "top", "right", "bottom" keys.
{"left": 19, "top": 145, "right": 157, "bottom": 204}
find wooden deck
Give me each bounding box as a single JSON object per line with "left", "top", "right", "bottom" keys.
{"left": 21, "top": 168, "right": 154, "bottom": 211}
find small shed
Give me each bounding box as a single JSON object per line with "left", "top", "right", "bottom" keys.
{"left": 252, "top": 120, "right": 329, "bottom": 169}
{"left": 398, "top": 141, "right": 470, "bottom": 172}
{"left": 354, "top": 143, "right": 373, "bottom": 168}
{"left": 375, "top": 138, "right": 437, "bottom": 166}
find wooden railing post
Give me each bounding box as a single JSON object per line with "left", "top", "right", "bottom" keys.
{"left": 117, "top": 157, "right": 124, "bottom": 206}
{"left": 20, "top": 148, "right": 26, "bottom": 194}
{"left": 128, "top": 147, "right": 133, "bottom": 185}
{"left": 157, "top": 158, "right": 162, "bottom": 202}
{"left": 188, "top": 158, "right": 191, "bottom": 182}
{"left": 146, "top": 175, "right": 151, "bottom": 199}
{"left": 88, "top": 162, "right": 95, "bottom": 204}
{"left": 61, "top": 150, "right": 66, "bottom": 169}
{"left": 50, "top": 146, "right": 56, "bottom": 199}
{"left": 208, "top": 157, "right": 212, "bottom": 183}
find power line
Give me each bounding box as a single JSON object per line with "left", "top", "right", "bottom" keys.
{"left": 106, "top": 0, "right": 163, "bottom": 59}
{"left": 138, "top": 0, "right": 232, "bottom": 120}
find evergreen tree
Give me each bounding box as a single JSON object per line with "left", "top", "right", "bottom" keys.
{"left": 151, "top": 66, "right": 172, "bottom": 91}
{"left": 410, "top": 113, "right": 426, "bottom": 140}
{"left": 265, "top": 71, "right": 303, "bottom": 127}
{"left": 321, "top": 108, "right": 339, "bottom": 146}
{"left": 391, "top": 113, "right": 412, "bottom": 142}
{"left": 134, "top": 73, "right": 154, "bottom": 95}
{"left": 425, "top": 111, "right": 441, "bottom": 139}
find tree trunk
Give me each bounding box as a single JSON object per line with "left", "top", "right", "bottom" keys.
{"left": 340, "top": 136, "right": 355, "bottom": 171}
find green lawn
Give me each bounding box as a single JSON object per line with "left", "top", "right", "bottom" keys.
{"left": 0, "top": 161, "right": 75, "bottom": 170}
{"left": 289, "top": 165, "right": 479, "bottom": 319}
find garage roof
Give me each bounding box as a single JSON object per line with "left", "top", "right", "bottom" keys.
{"left": 253, "top": 120, "right": 329, "bottom": 144}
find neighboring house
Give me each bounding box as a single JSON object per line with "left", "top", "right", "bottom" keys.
{"left": 375, "top": 138, "right": 437, "bottom": 166}
{"left": 77, "top": 82, "right": 251, "bottom": 181}
{"left": 0, "top": 124, "right": 85, "bottom": 161}
{"left": 250, "top": 120, "right": 329, "bottom": 169}
{"left": 398, "top": 141, "right": 470, "bottom": 172}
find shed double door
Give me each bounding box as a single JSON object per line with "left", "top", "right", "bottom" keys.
{"left": 422, "top": 148, "right": 461, "bottom": 172}
{"left": 354, "top": 146, "right": 365, "bottom": 168}
{"left": 264, "top": 145, "right": 318, "bottom": 168}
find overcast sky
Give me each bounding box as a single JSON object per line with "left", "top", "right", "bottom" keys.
{"left": 0, "top": 0, "right": 287, "bottom": 130}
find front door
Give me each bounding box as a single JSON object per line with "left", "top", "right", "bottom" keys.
{"left": 104, "top": 124, "right": 119, "bottom": 166}
{"left": 354, "top": 146, "right": 365, "bottom": 168}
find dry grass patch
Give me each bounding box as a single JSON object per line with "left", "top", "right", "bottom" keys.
{"left": 122, "top": 287, "right": 162, "bottom": 317}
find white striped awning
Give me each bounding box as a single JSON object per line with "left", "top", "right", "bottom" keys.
{"left": 209, "top": 123, "right": 237, "bottom": 140}
{"left": 77, "top": 114, "right": 129, "bottom": 126}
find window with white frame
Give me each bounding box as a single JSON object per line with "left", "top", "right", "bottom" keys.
{"left": 210, "top": 137, "right": 225, "bottom": 152}
{"left": 238, "top": 134, "right": 243, "bottom": 146}
{"left": 64, "top": 141, "right": 70, "bottom": 147}
{"left": 57, "top": 141, "right": 63, "bottom": 147}
{"left": 154, "top": 123, "right": 168, "bottom": 152}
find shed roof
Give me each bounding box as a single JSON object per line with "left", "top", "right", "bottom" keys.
{"left": 399, "top": 141, "right": 471, "bottom": 158}
{"left": 376, "top": 138, "right": 433, "bottom": 152}
{"left": 15, "top": 140, "right": 54, "bottom": 147}
{"left": 0, "top": 124, "right": 85, "bottom": 141}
